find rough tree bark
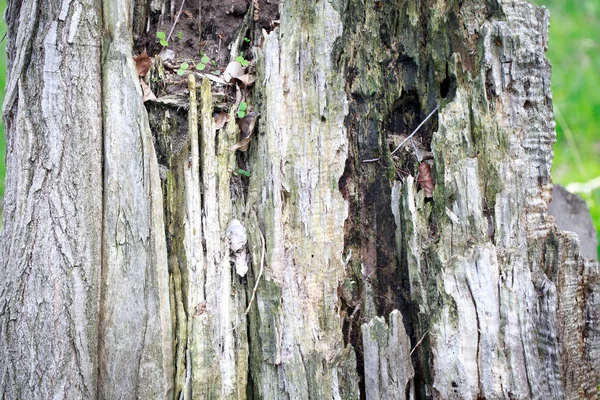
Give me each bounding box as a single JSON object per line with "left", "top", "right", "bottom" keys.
{"left": 0, "top": 0, "right": 598, "bottom": 400}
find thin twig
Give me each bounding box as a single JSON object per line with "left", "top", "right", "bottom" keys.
{"left": 410, "top": 329, "right": 430, "bottom": 356}
{"left": 361, "top": 105, "right": 439, "bottom": 163}
{"left": 226, "top": 227, "right": 266, "bottom": 334}
{"left": 167, "top": 0, "right": 186, "bottom": 42}
{"left": 362, "top": 157, "right": 381, "bottom": 164}
{"left": 244, "top": 228, "right": 265, "bottom": 315}
{"left": 409, "top": 138, "right": 422, "bottom": 163}
{"left": 390, "top": 105, "right": 439, "bottom": 157}
{"left": 346, "top": 303, "right": 362, "bottom": 344}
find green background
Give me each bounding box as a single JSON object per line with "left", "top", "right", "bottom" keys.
{"left": 533, "top": 0, "right": 600, "bottom": 257}
{"left": 0, "top": 1, "right": 597, "bottom": 255}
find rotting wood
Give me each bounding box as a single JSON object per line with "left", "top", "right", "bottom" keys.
{"left": 243, "top": 0, "right": 360, "bottom": 397}
{"left": 362, "top": 310, "right": 415, "bottom": 400}
{"left": 0, "top": 0, "right": 598, "bottom": 399}
{"left": 99, "top": 0, "right": 173, "bottom": 398}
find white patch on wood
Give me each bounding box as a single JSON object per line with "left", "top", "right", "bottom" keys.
{"left": 445, "top": 207, "right": 460, "bottom": 224}
{"left": 362, "top": 311, "right": 415, "bottom": 399}
{"left": 67, "top": 2, "right": 83, "bottom": 43}
{"left": 42, "top": 22, "right": 62, "bottom": 169}
{"left": 59, "top": 0, "right": 71, "bottom": 21}
{"left": 226, "top": 219, "right": 248, "bottom": 277}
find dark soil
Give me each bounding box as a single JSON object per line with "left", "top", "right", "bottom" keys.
{"left": 134, "top": 0, "right": 279, "bottom": 75}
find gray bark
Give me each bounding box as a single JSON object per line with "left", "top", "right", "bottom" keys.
{"left": 0, "top": 0, "right": 172, "bottom": 398}
{"left": 0, "top": 0, "right": 103, "bottom": 398}
{"left": 0, "top": 0, "right": 598, "bottom": 399}
{"left": 99, "top": 1, "right": 173, "bottom": 398}
{"left": 548, "top": 184, "right": 598, "bottom": 261}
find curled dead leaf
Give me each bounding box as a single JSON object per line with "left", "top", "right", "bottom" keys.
{"left": 235, "top": 73, "right": 256, "bottom": 87}
{"left": 237, "top": 111, "right": 259, "bottom": 139}
{"left": 159, "top": 48, "right": 175, "bottom": 62}
{"left": 133, "top": 50, "right": 152, "bottom": 77}
{"left": 140, "top": 78, "right": 157, "bottom": 102}
{"left": 214, "top": 112, "right": 232, "bottom": 130}
{"left": 230, "top": 112, "right": 260, "bottom": 152}
{"left": 223, "top": 61, "right": 245, "bottom": 83}
{"left": 199, "top": 73, "right": 228, "bottom": 85}
{"left": 417, "top": 163, "right": 434, "bottom": 198}
{"left": 229, "top": 137, "right": 252, "bottom": 152}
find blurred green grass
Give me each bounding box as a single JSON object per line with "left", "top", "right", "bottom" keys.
{"left": 0, "top": 1, "right": 597, "bottom": 255}
{"left": 534, "top": 0, "right": 600, "bottom": 257}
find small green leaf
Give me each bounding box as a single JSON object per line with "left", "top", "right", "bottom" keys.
{"left": 160, "top": 39, "right": 168, "bottom": 47}
{"left": 157, "top": 31, "right": 166, "bottom": 40}
{"left": 239, "top": 102, "right": 248, "bottom": 111}
{"left": 238, "top": 169, "right": 251, "bottom": 177}
{"left": 177, "top": 31, "right": 183, "bottom": 39}
{"left": 236, "top": 55, "right": 244, "bottom": 63}
{"left": 237, "top": 110, "right": 246, "bottom": 118}
{"left": 244, "top": 37, "right": 250, "bottom": 43}
{"left": 196, "top": 63, "right": 206, "bottom": 71}
{"left": 241, "top": 59, "right": 249, "bottom": 67}
{"left": 180, "top": 62, "right": 189, "bottom": 70}
{"left": 201, "top": 55, "right": 210, "bottom": 64}
{"left": 177, "top": 69, "right": 186, "bottom": 76}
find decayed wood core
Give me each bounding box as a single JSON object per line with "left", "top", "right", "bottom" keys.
{"left": 0, "top": 0, "right": 597, "bottom": 399}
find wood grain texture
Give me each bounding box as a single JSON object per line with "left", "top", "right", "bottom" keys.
{"left": 0, "top": 0, "right": 597, "bottom": 398}
{"left": 0, "top": 0, "right": 103, "bottom": 398}
{"left": 244, "top": 0, "right": 359, "bottom": 397}
{"left": 99, "top": 0, "right": 173, "bottom": 398}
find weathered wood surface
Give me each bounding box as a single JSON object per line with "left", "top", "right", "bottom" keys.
{"left": 0, "top": 0, "right": 598, "bottom": 399}
{"left": 0, "top": 1, "right": 103, "bottom": 398}
{"left": 548, "top": 184, "right": 598, "bottom": 261}
{"left": 99, "top": 1, "right": 173, "bottom": 398}
{"left": 242, "top": 0, "right": 362, "bottom": 398}
{"left": 338, "top": 0, "right": 599, "bottom": 398}
{"left": 362, "top": 310, "right": 415, "bottom": 399}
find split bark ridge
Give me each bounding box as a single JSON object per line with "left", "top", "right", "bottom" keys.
{"left": 0, "top": 0, "right": 598, "bottom": 399}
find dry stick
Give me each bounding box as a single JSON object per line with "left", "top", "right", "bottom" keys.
{"left": 198, "top": 0, "right": 202, "bottom": 40}
{"left": 362, "top": 105, "right": 440, "bottom": 163}
{"left": 244, "top": 228, "right": 266, "bottom": 315}
{"left": 391, "top": 106, "right": 439, "bottom": 157}
{"left": 226, "top": 228, "right": 266, "bottom": 334}
{"left": 346, "top": 303, "right": 362, "bottom": 345}
{"left": 410, "top": 329, "right": 430, "bottom": 356}
{"left": 167, "top": 0, "right": 186, "bottom": 42}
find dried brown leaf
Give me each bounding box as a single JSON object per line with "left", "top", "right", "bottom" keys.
{"left": 140, "top": 78, "right": 157, "bottom": 102}
{"left": 229, "top": 136, "right": 252, "bottom": 152}
{"left": 160, "top": 48, "right": 176, "bottom": 62}
{"left": 417, "top": 163, "right": 435, "bottom": 198}
{"left": 237, "top": 111, "right": 260, "bottom": 139}
{"left": 235, "top": 84, "right": 242, "bottom": 104}
{"left": 133, "top": 50, "right": 152, "bottom": 77}
{"left": 223, "top": 61, "right": 245, "bottom": 83}
{"left": 236, "top": 73, "right": 256, "bottom": 87}
{"left": 214, "top": 112, "right": 232, "bottom": 130}
{"left": 200, "top": 73, "right": 228, "bottom": 85}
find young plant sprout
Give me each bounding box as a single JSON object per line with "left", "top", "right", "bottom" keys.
{"left": 176, "top": 62, "right": 189, "bottom": 75}
{"left": 238, "top": 102, "right": 248, "bottom": 118}
{"left": 157, "top": 31, "right": 168, "bottom": 47}
{"left": 196, "top": 55, "right": 211, "bottom": 71}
